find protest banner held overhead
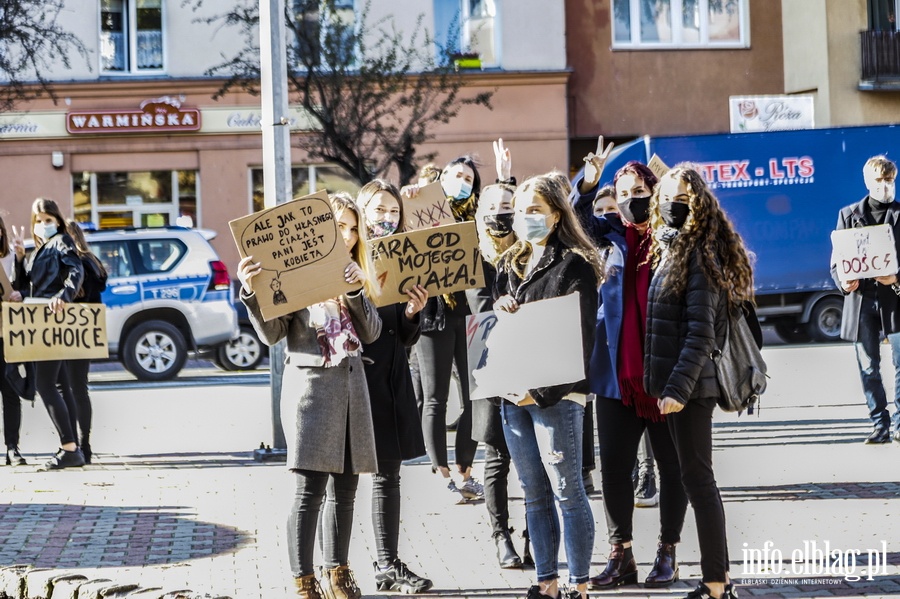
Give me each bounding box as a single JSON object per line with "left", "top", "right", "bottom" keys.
{"left": 831, "top": 224, "right": 897, "bottom": 283}
{"left": 2, "top": 301, "right": 108, "bottom": 362}
{"left": 368, "top": 221, "right": 484, "bottom": 307}
{"left": 229, "top": 190, "right": 357, "bottom": 321}
{"left": 402, "top": 181, "right": 455, "bottom": 230}
{"left": 465, "top": 293, "right": 585, "bottom": 400}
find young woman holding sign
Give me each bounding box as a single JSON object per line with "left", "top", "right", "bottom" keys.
{"left": 239, "top": 196, "right": 381, "bottom": 599}
{"left": 493, "top": 174, "right": 602, "bottom": 599}
{"left": 11, "top": 198, "right": 85, "bottom": 470}
{"left": 405, "top": 155, "right": 484, "bottom": 503}
{"left": 350, "top": 181, "right": 433, "bottom": 593}
{"left": 65, "top": 220, "right": 108, "bottom": 464}
{"left": 644, "top": 166, "right": 753, "bottom": 599}
{"left": 0, "top": 215, "right": 26, "bottom": 466}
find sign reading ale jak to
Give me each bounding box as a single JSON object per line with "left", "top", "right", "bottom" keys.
{"left": 66, "top": 96, "right": 201, "bottom": 135}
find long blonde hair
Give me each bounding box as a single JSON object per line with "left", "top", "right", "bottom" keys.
{"left": 66, "top": 219, "right": 107, "bottom": 278}
{"left": 330, "top": 193, "right": 379, "bottom": 299}
{"left": 648, "top": 165, "right": 754, "bottom": 307}
{"left": 500, "top": 174, "right": 605, "bottom": 283}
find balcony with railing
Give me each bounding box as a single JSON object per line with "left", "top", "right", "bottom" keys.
{"left": 860, "top": 30, "right": 900, "bottom": 90}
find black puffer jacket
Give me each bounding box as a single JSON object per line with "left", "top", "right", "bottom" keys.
{"left": 493, "top": 235, "right": 599, "bottom": 408}
{"left": 644, "top": 250, "right": 726, "bottom": 404}
{"left": 14, "top": 233, "right": 84, "bottom": 302}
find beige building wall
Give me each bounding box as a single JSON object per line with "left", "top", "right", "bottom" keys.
{"left": 782, "top": 0, "right": 900, "bottom": 127}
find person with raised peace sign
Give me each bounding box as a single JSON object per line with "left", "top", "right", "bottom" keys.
{"left": 568, "top": 138, "right": 689, "bottom": 590}
{"left": 13, "top": 199, "right": 85, "bottom": 471}
{"left": 239, "top": 194, "right": 382, "bottom": 599}
{"left": 0, "top": 214, "right": 26, "bottom": 466}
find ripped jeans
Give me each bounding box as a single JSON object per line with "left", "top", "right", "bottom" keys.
{"left": 502, "top": 399, "right": 594, "bottom": 584}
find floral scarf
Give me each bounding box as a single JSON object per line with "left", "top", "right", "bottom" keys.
{"left": 308, "top": 298, "right": 360, "bottom": 367}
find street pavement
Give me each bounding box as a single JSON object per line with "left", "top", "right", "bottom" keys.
{"left": 0, "top": 342, "right": 899, "bottom": 598}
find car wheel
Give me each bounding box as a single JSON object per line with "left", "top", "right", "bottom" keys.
{"left": 215, "top": 325, "right": 265, "bottom": 371}
{"left": 807, "top": 297, "right": 844, "bottom": 343}
{"left": 123, "top": 320, "right": 188, "bottom": 381}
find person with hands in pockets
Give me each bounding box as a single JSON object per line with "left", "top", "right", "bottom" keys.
{"left": 493, "top": 174, "right": 603, "bottom": 599}
{"left": 238, "top": 195, "right": 382, "bottom": 599}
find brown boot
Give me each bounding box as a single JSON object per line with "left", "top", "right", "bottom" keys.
{"left": 294, "top": 574, "right": 324, "bottom": 599}
{"left": 588, "top": 544, "right": 638, "bottom": 589}
{"left": 320, "top": 565, "right": 362, "bottom": 599}
{"left": 644, "top": 542, "right": 679, "bottom": 587}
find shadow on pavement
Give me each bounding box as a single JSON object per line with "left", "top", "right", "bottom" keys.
{"left": 720, "top": 481, "right": 900, "bottom": 503}
{"left": 0, "top": 503, "right": 250, "bottom": 568}
{"left": 89, "top": 451, "right": 282, "bottom": 469}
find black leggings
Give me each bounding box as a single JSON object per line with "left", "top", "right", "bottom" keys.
{"left": 371, "top": 458, "right": 402, "bottom": 567}
{"left": 288, "top": 468, "right": 360, "bottom": 577}
{"left": 0, "top": 346, "right": 21, "bottom": 449}
{"left": 417, "top": 316, "right": 477, "bottom": 470}
{"left": 483, "top": 443, "right": 512, "bottom": 536}
{"left": 67, "top": 358, "right": 93, "bottom": 444}
{"left": 35, "top": 360, "right": 77, "bottom": 446}
{"left": 595, "top": 396, "right": 688, "bottom": 545}
{"left": 668, "top": 397, "right": 729, "bottom": 582}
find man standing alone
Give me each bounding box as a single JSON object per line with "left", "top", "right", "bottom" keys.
{"left": 832, "top": 155, "right": 900, "bottom": 444}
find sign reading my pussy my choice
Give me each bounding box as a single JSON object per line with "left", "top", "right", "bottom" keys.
{"left": 1, "top": 302, "right": 108, "bottom": 362}
{"left": 369, "top": 221, "right": 484, "bottom": 307}
{"left": 229, "top": 191, "right": 356, "bottom": 321}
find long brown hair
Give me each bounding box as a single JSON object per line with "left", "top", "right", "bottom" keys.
{"left": 356, "top": 179, "right": 407, "bottom": 234}
{"left": 329, "top": 193, "right": 379, "bottom": 299}
{"left": 500, "top": 174, "right": 605, "bottom": 283}
{"left": 30, "top": 198, "right": 67, "bottom": 248}
{"left": 66, "top": 219, "right": 107, "bottom": 279}
{"left": 648, "top": 165, "right": 754, "bottom": 307}
{"left": 0, "top": 215, "right": 9, "bottom": 258}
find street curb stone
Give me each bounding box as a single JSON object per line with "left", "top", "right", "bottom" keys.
{"left": 0, "top": 569, "right": 232, "bottom": 599}
{"left": 47, "top": 575, "right": 89, "bottom": 599}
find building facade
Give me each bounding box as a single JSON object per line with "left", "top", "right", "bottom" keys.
{"left": 0, "top": 0, "right": 569, "bottom": 269}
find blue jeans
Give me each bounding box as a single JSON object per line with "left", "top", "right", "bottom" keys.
{"left": 501, "top": 400, "right": 595, "bottom": 584}
{"left": 854, "top": 299, "right": 900, "bottom": 432}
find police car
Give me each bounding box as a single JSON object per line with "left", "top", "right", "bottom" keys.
{"left": 84, "top": 227, "right": 239, "bottom": 381}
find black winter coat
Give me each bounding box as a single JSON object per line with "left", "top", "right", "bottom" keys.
{"left": 14, "top": 233, "right": 83, "bottom": 302}
{"left": 644, "top": 250, "right": 726, "bottom": 404}
{"left": 493, "top": 235, "right": 599, "bottom": 408}
{"left": 75, "top": 254, "right": 108, "bottom": 304}
{"left": 363, "top": 304, "right": 427, "bottom": 462}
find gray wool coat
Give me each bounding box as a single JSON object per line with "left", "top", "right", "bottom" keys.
{"left": 242, "top": 289, "right": 382, "bottom": 474}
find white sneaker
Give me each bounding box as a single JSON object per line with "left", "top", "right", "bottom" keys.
{"left": 447, "top": 480, "right": 467, "bottom": 505}
{"left": 459, "top": 477, "right": 485, "bottom": 500}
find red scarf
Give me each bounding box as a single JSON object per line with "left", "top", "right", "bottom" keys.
{"left": 617, "top": 226, "right": 662, "bottom": 422}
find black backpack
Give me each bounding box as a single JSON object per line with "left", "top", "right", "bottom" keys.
{"left": 710, "top": 301, "right": 767, "bottom": 415}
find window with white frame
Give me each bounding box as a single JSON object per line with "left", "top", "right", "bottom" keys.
{"left": 612, "top": 0, "right": 747, "bottom": 49}
{"left": 251, "top": 165, "right": 360, "bottom": 212}
{"left": 291, "top": 0, "right": 356, "bottom": 68}
{"left": 462, "top": 0, "right": 498, "bottom": 65}
{"left": 100, "top": 0, "right": 164, "bottom": 73}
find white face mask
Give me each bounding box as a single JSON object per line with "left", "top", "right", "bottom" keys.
{"left": 871, "top": 182, "right": 896, "bottom": 204}
{"left": 443, "top": 178, "right": 473, "bottom": 202}
{"left": 34, "top": 222, "right": 58, "bottom": 240}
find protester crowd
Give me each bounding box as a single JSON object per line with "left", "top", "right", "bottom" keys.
{"left": 6, "top": 142, "right": 896, "bottom": 599}
{"left": 230, "top": 136, "right": 754, "bottom": 599}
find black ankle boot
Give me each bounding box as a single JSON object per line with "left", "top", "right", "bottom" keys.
{"left": 588, "top": 544, "right": 638, "bottom": 589}
{"left": 521, "top": 528, "right": 535, "bottom": 567}
{"left": 493, "top": 529, "right": 523, "bottom": 569}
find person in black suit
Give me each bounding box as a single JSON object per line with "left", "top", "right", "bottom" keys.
{"left": 831, "top": 155, "right": 900, "bottom": 445}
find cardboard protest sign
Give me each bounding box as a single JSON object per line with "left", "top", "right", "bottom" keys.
{"left": 0, "top": 266, "right": 11, "bottom": 301}
{"left": 402, "top": 181, "right": 455, "bottom": 230}
{"left": 2, "top": 301, "right": 108, "bottom": 362}
{"left": 230, "top": 191, "right": 356, "bottom": 321}
{"left": 831, "top": 224, "right": 897, "bottom": 283}
{"left": 465, "top": 293, "right": 585, "bottom": 400}
{"left": 369, "top": 221, "right": 484, "bottom": 307}
{"left": 648, "top": 154, "right": 670, "bottom": 180}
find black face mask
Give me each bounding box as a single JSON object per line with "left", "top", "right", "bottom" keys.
{"left": 618, "top": 196, "right": 651, "bottom": 225}
{"left": 660, "top": 201, "right": 691, "bottom": 229}
{"left": 483, "top": 213, "right": 514, "bottom": 237}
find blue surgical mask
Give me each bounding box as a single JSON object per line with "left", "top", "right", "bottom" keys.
{"left": 443, "top": 178, "right": 473, "bottom": 202}
{"left": 520, "top": 214, "right": 554, "bottom": 243}
{"left": 35, "top": 222, "right": 58, "bottom": 240}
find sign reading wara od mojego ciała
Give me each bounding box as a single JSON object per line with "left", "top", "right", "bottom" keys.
{"left": 66, "top": 96, "right": 201, "bottom": 134}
